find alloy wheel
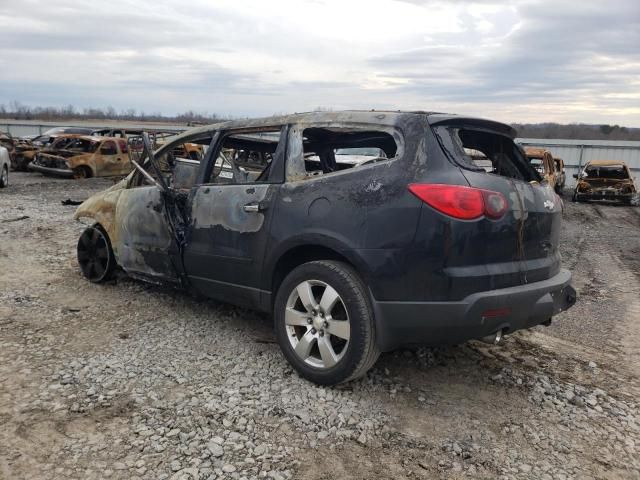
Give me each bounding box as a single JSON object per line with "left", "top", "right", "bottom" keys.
{"left": 285, "top": 280, "right": 351, "bottom": 369}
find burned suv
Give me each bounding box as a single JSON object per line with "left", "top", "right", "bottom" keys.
{"left": 74, "top": 111, "right": 576, "bottom": 385}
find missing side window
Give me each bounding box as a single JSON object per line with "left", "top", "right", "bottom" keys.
{"left": 292, "top": 127, "right": 398, "bottom": 181}
{"left": 207, "top": 130, "right": 281, "bottom": 185}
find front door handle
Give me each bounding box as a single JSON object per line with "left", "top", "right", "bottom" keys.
{"left": 242, "top": 202, "right": 265, "bottom": 213}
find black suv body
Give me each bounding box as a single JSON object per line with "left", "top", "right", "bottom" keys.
{"left": 75, "top": 111, "right": 576, "bottom": 384}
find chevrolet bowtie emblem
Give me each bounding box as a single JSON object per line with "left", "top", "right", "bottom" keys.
{"left": 544, "top": 200, "right": 555, "bottom": 210}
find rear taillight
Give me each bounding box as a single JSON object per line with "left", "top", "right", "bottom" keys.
{"left": 408, "top": 184, "right": 508, "bottom": 220}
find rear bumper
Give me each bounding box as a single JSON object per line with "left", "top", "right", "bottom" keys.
{"left": 28, "top": 162, "right": 74, "bottom": 178}
{"left": 575, "top": 191, "right": 634, "bottom": 201}
{"left": 372, "top": 269, "right": 576, "bottom": 351}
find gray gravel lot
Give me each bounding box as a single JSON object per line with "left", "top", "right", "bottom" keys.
{"left": 1, "top": 173, "right": 639, "bottom": 479}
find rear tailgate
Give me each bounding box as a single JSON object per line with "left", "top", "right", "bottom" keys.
{"left": 430, "top": 118, "right": 561, "bottom": 287}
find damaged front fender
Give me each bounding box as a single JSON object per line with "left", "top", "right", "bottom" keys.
{"left": 74, "top": 177, "right": 129, "bottom": 246}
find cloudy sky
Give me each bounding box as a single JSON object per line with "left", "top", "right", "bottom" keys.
{"left": 1, "top": 0, "right": 639, "bottom": 125}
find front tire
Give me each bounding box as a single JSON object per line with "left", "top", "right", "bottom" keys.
{"left": 77, "top": 225, "right": 116, "bottom": 283}
{"left": 73, "top": 166, "right": 92, "bottom": 179}
{"left": 274, "top": 260, "right": 380, "bottom": 385}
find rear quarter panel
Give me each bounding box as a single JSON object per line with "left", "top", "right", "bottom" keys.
{"left": 263, "top": 115, "right": 430, "bottom": 299}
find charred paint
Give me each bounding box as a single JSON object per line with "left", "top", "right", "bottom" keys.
{"left": 190, "top": 185, "right": 269, "bottom": 233}
{"left": 525, "top": 147, "right": 559, "bottom": 191}
{"left": 73, "top": 178, "right": 127, "bottom": 246}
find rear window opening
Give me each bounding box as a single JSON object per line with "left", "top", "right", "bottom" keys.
{"left": 436, "top": 126, "right": 538, "bottom": 182}
{"left": 583, "top": 164, "right": 629, "bottom": 180}
{"left": 554, "top": 159, "right": 562, "bottom": 171}
{"left": 527, "top": 157, "right": 546, "bottom": 175}
{"left": 298, "top": 128, "right": 398, "bottom": 179}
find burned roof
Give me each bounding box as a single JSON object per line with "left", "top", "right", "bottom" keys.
{"left": 524, "top": 147, "right": 550, "bottom": 158}
{"left": 584, "top": 160, "right": 630, "bottom": 167}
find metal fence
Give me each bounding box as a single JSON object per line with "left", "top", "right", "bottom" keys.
{"left": 517, "top": 138, "right": 640, "bottom": 188}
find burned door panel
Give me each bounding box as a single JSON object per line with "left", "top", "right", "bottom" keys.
{"left": 183, "top": 184, "right": 277, "bottom": 306}
{"left": 113, "top": 186, "right": 179, "bottom": 281}
{"left": 99, "top": 140, "right": 126, "bottom": 176}
{"left": 181, "top": 126, "right": 287, "bottom": 307}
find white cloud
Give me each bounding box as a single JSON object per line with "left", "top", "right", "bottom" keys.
{"left": 0, "top": 0, "right": 638, "bottom": 125}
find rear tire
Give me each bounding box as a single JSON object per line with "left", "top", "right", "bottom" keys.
{"left": 274, "top": 260, "right": 380, "bottom": 385}
{"left": 77, "top": 225, "right": 116, "bottom": 283}
{"left": 0, "top": 166, "right": 7, "bottom": 188}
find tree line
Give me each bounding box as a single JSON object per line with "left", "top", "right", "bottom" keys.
{"left": 512, "top": 122, "right": 640, "bottom": 141}
{"left": 0, "top": 102, "right": 230, "bottom": 124}
{"left": 1, "top": 102, "right": 639, "bottom": 140}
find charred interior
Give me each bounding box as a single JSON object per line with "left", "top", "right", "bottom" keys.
{"left": 302, "top": 128, "right": 397, "bottom": 174}
{"left": 436, "top": 126, "right": 539, "bottom": 182}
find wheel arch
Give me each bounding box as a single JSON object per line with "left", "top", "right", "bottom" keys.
{"left": 76, "top": 164, "right": 95, "bottom": 178}
{"left": 267, "top": 239, "right": 372, "bottom": 304}
{"left": 68, "top": 155, "right": 96, "bottom": 177}
{"left": 73, "top": 184, "right": 126, "bottom": 250}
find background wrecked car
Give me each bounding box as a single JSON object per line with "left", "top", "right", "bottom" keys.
{"left": 573, "top": 160, "right": 637, "bottom": 204}
{"left": 29, "top": 136, "right": 132, "bottom": 179}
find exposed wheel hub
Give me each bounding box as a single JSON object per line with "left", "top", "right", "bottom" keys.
{"left": 312, "top": 312, "right": 325, "bottom": 332}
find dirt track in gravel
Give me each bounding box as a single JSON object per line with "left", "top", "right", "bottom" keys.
{"left": 1, "top": 173, "right": 639, "bottom": 480}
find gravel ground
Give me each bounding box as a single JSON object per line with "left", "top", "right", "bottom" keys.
{"left": 1, "top": 173, "right": 639, "bottom": 480}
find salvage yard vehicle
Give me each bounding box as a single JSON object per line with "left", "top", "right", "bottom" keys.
{"left": 26, "top": 126, "right": 95, "bottom": 147}
{"left": 10, "top": 138, "right": 40, "bottom": 171}
{"left": 525, "top": 147, "right": 561, "bottom": 193}
{"left": 554, "top": 157, "right": 566, "bottom": 191}
{"left": 73, "top": 111, "right": 576, "bottom": 385}
{"left": 0, "top": 145, "right": 9, "bottom": 187}
{"left": 573, "top": 160, "right": 637, "bottom": 204}
{"left": 29, "top": 136, "right": 131, "bottom": 179}
{"left": 12, "top": 127, "right": 98, "bottom": 171}
{"left": 1, "top": 131, "right": 38, "bottom": 172}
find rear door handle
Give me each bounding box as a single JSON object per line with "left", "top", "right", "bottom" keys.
{"left": 242, "top": 202, "right": 265, "bottom": 213}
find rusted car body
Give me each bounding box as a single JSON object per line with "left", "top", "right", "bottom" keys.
{"left": 28, "top": 136, "right": 131, "bottom": 179}
{"left": 12, "top": 139, "right": 43, "bottom": 171}
{"left": 573, "top": 160, "right": 637, "bottom": 204}
{"left": 525, "top": 147, "right": 560, "bottom": 193}
{"left": 0, "top": 132, "right": 38, "bottom": 171}
{"left": 554, "top": 157, "right": 566, "bottom": 190}
{"left": 11, "top": 129, "right": 94, "bottom": 171}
